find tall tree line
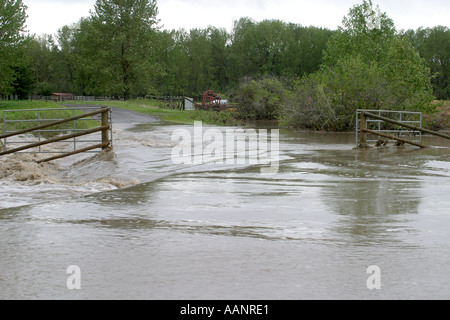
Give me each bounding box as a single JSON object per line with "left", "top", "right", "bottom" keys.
{"left": 1, "top": 0, "right": 449, "bottom": 100}
{"left": 0, "top": 0, "right": 335, "bottom": 98}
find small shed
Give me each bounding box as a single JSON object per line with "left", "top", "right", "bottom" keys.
{"left": 184, "top": 97, "right": 195, "bottom": 110}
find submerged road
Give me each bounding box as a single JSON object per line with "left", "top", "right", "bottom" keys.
{"left": 1, "top": 109, "right": 450, "bottom": 299}
{"left": 64, "top": 104, "right": 160, "bottom": 124}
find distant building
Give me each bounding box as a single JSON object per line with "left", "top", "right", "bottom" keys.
{"left": 52, "top": 93, "right": 74, "bottom": 102}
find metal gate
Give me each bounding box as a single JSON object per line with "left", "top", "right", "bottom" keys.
{"left": 356, "top": 109, "right": 423, "bottom": 147}
{"left": 0, "top": 106, "right": 112, "bottom": 163}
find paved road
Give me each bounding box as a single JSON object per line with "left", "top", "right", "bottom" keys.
{"left": 64, "top": 104, "right": 160, "bottom": 124}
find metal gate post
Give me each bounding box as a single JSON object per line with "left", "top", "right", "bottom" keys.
{"left": 359, "top": 112, "right": 368, "bottom": 147}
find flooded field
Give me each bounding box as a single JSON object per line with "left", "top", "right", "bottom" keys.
{"left": 0, "top": 115, "right": 449, "bottom": 300}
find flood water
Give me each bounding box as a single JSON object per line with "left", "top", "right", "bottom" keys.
{"left": 0, "top": 117, "right": 449, "bottom": 300}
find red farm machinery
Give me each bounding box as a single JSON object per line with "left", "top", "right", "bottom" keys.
{"left": 194, "top": 90, "right": 236, "bottom": 112}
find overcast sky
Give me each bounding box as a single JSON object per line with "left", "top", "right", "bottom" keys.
{"left": 23, "top": 0, "right": 450, "bottom": 36}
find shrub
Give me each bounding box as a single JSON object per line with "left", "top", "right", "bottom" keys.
{"left": 280, "top": 56, "right": 389, "bottom": 131}
{"left": 280, "top": 52, "right": 435, "bottom": 131}
{"left": 235, "top": 76, "right": 289, "bottom": 120}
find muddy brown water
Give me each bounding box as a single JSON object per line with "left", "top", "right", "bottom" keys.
{"left": 0, "top": 117, "right": 449, "bottom": 299}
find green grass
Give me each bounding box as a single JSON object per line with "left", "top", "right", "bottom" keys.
{"left": 0, "top": 100, "right": 100, "bottom": 137}
{"left": 1, "top": 98, "right": 247, "bottom": 135}
{"left": 63, "top": 99, "right": 244, "bottom": 126}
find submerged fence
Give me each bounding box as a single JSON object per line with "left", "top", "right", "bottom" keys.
{"left": 0, "top": 106, "right": 112, "bottom": 163}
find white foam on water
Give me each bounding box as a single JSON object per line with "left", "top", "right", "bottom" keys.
{"left": 0, "top": 143, "right": 140, "bottom": 209}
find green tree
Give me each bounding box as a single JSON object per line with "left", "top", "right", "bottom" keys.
{"left": 208, "top": 27, "right": 230, "bottom": 92}
{"left": 10, "top": 62, "right": 33, "bottom": 98}
{"left": 52, "top": 25, "right": 77, "bottom": 93}
{"left": 229, "top": 19, "right": 292, "bottom": 81}
{"left": 228, "top": 17, "right": 257, "bottom": 82}
{"left": 405, "top": 26, "right": 450, "bottom": 100}
{"left": 0, "top": 0, "right": 27, "bottom": 94}
{"left": 70, "top": 18, "right": 100, "bottom": 95}
{"left": 281, "top": 0, "right": 435, "bottom": 130}
{"left": 28, "top": 35, "right": 53, "bottom": 95}
{"left": 422, "top": 27, "right": 449, "bottom": 100}
{"left": 381, "top": 36, "right": 434, "bottom": 110}
{"left": 186, "top": 28, "right": 214, "bottom": 95}
{"left": 290, "top": 25, "right": 335, "bottom": 77}
{"left": 228, "top": 18, "right": 334, "bottom": 87}
{"left": 323, "top": 0, "right": 395, "bottom": 65}
{"left": 323, "top": 0, "right": 433, "bottom": 111}
{"left": 153, "top": 29, "right": 190, "bottom": 96}
{"left": 73, "top": 0, "right": 160, "bottom": 97}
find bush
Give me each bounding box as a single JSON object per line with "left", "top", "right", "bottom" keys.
{"left": 235, "top": 76, "right": 289, "bottom": 120}
{"left": 279, "top": 75, "right": 331, "bottom": 130}
{"left": 423, "top": 100, "right": 450, "bottom": 130}
{"left": 280, "top": 52, "right": 435, "bottom": 131}
{"left": 279, "top": 36, "right": 436, "bottom": 131}
{"left": 280, "top": 56, "right": 389, "bottom": 131}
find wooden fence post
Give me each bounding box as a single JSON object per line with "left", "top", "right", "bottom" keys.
{"left": 101, "top": 108, "right": 110, "bottom": 150}
{"left": 359, "top": 112, "right": 368, "bottom": 147}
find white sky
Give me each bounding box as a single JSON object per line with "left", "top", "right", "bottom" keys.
{"left": 23, "top": 0, "right": 450, "bottom": 36}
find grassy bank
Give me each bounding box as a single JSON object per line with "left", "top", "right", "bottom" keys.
{"left": 0, "top": 100, "right": 100, "bottom": 137}
{"left": 3, "top": 99, "right": 448, "bottom": 134}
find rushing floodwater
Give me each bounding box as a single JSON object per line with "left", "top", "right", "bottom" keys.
{"left": 0, "top": 116, "right": 449, "bottom": 300}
